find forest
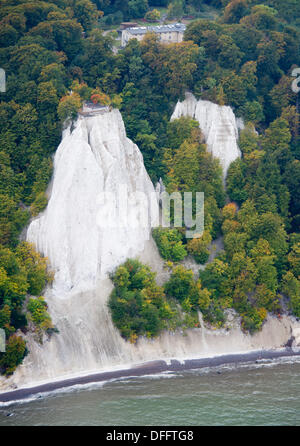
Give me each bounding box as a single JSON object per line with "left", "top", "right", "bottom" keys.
{"left": 0, "top": 0, "right": 299, "bottom": 370}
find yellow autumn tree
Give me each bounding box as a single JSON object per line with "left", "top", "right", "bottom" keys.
{"left": 57, "top": 92, "right": 82, "bottom": 121}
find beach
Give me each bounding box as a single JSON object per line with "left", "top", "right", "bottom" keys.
{"left": 1, "top": 347, "right": 300, "bottom": 404}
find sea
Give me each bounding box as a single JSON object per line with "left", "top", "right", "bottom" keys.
{"left": 0, "top": 357, "right": 299, "bottom": 426}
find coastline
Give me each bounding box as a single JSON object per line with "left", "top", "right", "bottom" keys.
{"left": 1, "top": 347, "right": 300, "bottom": 404}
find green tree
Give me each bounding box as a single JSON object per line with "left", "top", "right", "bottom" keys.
{"left": 167, "top": 0, "right": 184, "bottom": 19}
{"left": 223, "top": 0, "right": 249, "bottom": 24}
{"left": 0, "top": 335, "right": 27, "bottom": 376}
{"left": 144, "top": 9, "right": 160, "bottom": 21}
{"left": 187, "top": 231, "right": 212, "bottom": 264}
{"left": 73, "top": 0, "right": 98, "bottom": 31}
{"left": 164, "top": 265, "right": 194, "bottom": 303}
{"left": 57, "top": 93, "right": 82, "bottom": 122}
{"left": 282, "top": 272, "right": 300, "bottom": 317}
{"left": 152, "top": 228, "right": 187, "bottom": 262}
{"left": 16, "top": 242, "right": 51, "bottom": 296}
{"left": 128, "top": 0, "right": 149, "bottom": 18}
{"left": 27, "top": 296, "right": 53, "bottom": 332}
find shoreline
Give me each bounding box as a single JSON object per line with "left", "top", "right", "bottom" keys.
{"left": 1, "top": 347, "right": 300, "bottom": 403}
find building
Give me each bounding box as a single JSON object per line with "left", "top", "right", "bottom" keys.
{"left": 121, "top": 23, "right": 186, "bottom": 47}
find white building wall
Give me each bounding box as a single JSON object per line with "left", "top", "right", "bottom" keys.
{"left": 122, "top": 28, "right": 185, "bottom": 47}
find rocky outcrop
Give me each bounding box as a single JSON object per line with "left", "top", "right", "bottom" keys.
{"left": 171, "top": 92, "right": 241, "bottom": 178}
{"left": 27, "top": 109, "right": 156, "bottom": 296}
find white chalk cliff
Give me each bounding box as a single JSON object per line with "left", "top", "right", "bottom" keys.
{"left": 171, "top": 92, "right": 241, "bottom": 178}
{"left": 1, "top": 105, "right": 300, "bottom": 392}
{"left": 27, "top": 109, "right": 157, "bottom": 296}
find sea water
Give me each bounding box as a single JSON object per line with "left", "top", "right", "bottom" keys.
{"left": 0, "top": 358, "right": 299, "bottom": 426}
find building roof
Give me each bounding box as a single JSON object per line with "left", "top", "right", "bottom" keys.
{"left": 126, "top": 23, "right": 186, "bottom": 35}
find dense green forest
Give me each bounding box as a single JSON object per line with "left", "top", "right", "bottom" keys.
{"left": 0, "top": 0, "right": 299, "bottom": 368}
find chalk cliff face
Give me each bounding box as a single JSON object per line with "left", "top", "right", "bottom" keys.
{"left": 27, "top": 109, "right": 156, "bottom": 296}
{"left": 171, "top": 92, "right": 241, "bottom": 178}
{"left": 3, "top": 109, "right": 159, "bottom": 387}
{"left": 1, "top": 105, "right": 300, "bottom": 392}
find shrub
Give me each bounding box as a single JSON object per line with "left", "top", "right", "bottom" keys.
{"left": 16, "top": 242, "right": 52, "bottom": 296}
{"left": 27, "top": 296, "right": 53, "bottom": 332}
{"left": 152, "top": 227, "right": 187, "bottom": 262}
{"left": 57, "top": 92, "right": 82, "bottom": 122}
{"left": 282, "top": 272, "right": 300, "bottom": 317}
{"left": 241, "top": 306, "right": 266, "bottom": 334}
{"left": 204, "top": 304, "right": 226, "bottom": 327}
{"left": 109, "top": 259, "right": 175, "bottom": 341}
{"left": 164, "top": 265, "right": 194, "bottom": 303}
{"left": 164, "top": 265, "right": 226, "bottom": 326}
{"left": 30, "top": 192, "right": 48, "bottom": 217}
{"left": 144, "top": 9, "right": 160, "bottom": 22}
{"left": 186, "top": 230, "right": 212, "bottom": 264}
{"left": 0, "top": 335, "right": 27, "bottom": 376}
